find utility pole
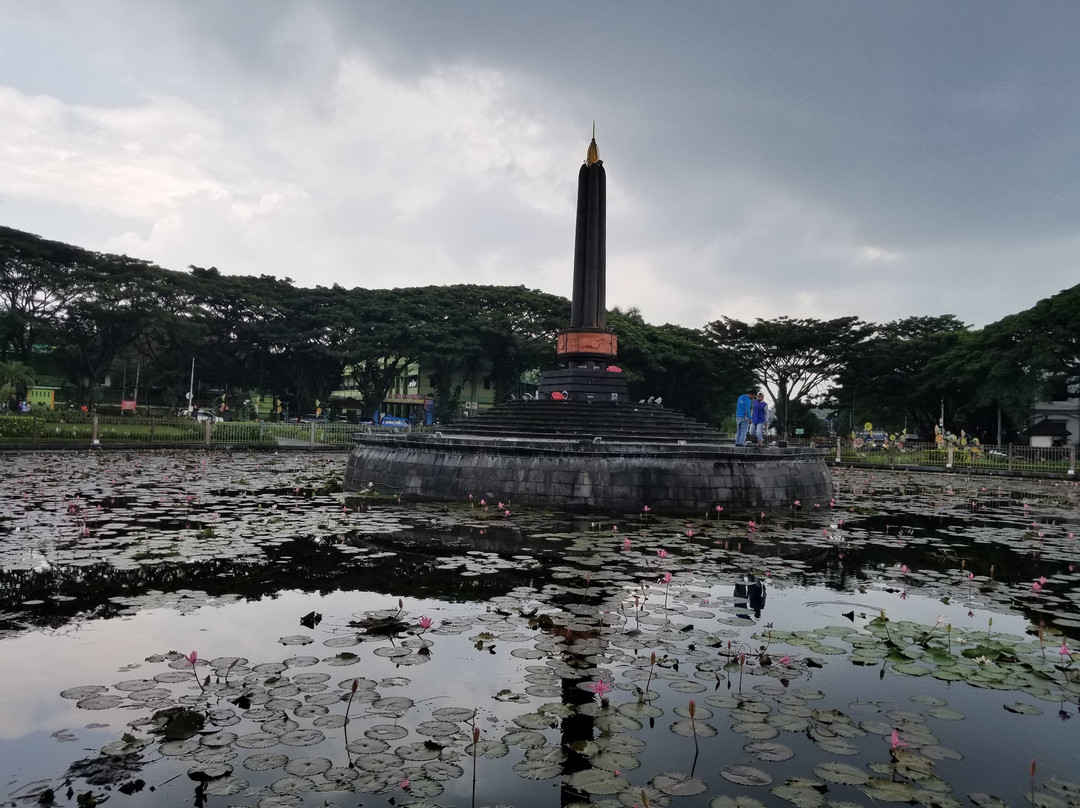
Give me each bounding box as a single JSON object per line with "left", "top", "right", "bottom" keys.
{"left": 187, "top": 359, "right": 195, "bottom": 416}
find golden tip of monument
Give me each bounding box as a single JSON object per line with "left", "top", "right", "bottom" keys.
{"left": 586, "top": 137, "right": 600, "bottom": 166}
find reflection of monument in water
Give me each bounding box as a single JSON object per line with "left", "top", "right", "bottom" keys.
{"left": 345, "top": 134, "right": 832, "bottom": 511}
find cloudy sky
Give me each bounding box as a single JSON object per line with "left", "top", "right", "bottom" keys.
{"left": 2, "top": 1, "right": 1077, "bottom": 330}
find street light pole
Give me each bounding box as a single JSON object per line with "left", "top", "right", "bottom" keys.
{"left": 187, "top": 358, "right": 195, "bottom": 416}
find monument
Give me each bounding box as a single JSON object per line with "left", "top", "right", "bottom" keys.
{"left": 536, "top": 133, "right": 628, "bottom": 402}
{"left": 344, "top": 134, "right": 832, "bottom": 512}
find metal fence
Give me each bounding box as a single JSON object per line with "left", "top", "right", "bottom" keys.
{"left": 834, "top": 438, "right": 1077, "bottom": 476}
{"left": 3, "top": 414, "right": 1077, "bottom": 476}
{"left": 0, "top": 414, "right": 414, "bottom": 448}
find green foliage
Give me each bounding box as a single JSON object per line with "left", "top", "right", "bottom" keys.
{"left": 929, "top": 284, "right": 1080, "bottom": 434}
{"left": 705, "top": 315, "right": 871, "bottom": 436}
{"left": 6, "top": 223, "right": 1078, "bottom": 438}
{"left": 829, "top": 315, "right": 970, "bottom": 438}
{"left": 609, "top": 308, "right": 748, "bottom": 425}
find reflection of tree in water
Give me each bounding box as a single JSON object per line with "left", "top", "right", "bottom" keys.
{"left": 0, "top": 527, "right": 564, "bottom": 636}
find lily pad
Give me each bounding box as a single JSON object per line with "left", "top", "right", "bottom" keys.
{"left": 720, "top": 764, "right": 772, "bottom": 786}
{"left": 651, "top": 771, "right": 708, "bottom": 796}
{"left": 743, "top": 741, "right": 795, "bottom": 761}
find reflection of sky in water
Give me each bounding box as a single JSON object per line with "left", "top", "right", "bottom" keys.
{"left": 2, "top": 582, "right": 1073, "bottom": 805}
{"left": 1, "top": 455, "right": 1079, "bottom": 806}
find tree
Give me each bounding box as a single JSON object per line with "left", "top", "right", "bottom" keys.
{"left": 0, "top": 226, "right": 94, "bottom": 363}
{"left": 926, "top": 284, "right": 1080, "bottom": 441}
{"left": 828, "top": 315, "right": 969, "bottom": 438}
{"left": 609, "top": 308, "right": 749, "bottom": 425}
{"left": 705, "top": 316, "right": 871, "bottom": 437}
{"left": 469, "top": 286, "right": 566, "bottom": 402}
{"left": 0, "top": 359, "right": 36, "bottom": 410}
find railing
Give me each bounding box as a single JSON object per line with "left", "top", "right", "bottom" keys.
{"left": 834, "top": 438, "right": 1077, "bottom": 476}
{"left": 3, "top": 413, "right": 1075, "bottom": 475}
{"left": 0, "top": 413, "right": 415, "bottom": 448}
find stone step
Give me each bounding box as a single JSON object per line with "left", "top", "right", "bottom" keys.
{"left": 442, "top": 400, "right": 727, "bottom": 443}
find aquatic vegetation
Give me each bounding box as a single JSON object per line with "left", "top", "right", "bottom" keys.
{"left": 0, "top": 454, "right": 1079, "bottom": 806}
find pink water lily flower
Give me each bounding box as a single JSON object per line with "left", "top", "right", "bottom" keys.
{"left": 657, "top": 549, "right": 668, "bottom": 558}
{"left": 899, "top": 564, "right": 910, "bottom": 573}
{"left": 418, "top": 616, "right": 433, "bottom": 630}
{"left": 400, "top": 778, "right": 410, "bottom": 789}
{"left": 1032, "top": 581, "right": 1043, "bottom": 593}
{"left": 643, "top": 505, "right": 651, "bottom": 513}
{"left": 622, "top": 538, "right": 631, "bottom": 549}
{"left": 780, "top": 655, "right": 791, "bottom": 665}
{"left": 890, "top": 730, "right": 907, "bottom": 750}
{"left": 184, "top": 650, "right": 198, "bottom": 666}
{"left": 661, "top": 572, "right": 673, "bottom": 584}
{"left": 1060, "top": 643, "right": 1072, "bottom": 657}
{"left": 588, "top": 679, "right": 613, "bottom": 699}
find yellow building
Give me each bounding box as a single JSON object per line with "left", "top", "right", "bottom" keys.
{"left": 330, "top": 360, "right": 495, "bottom": 424}
{"left": 27, "top": 386, "right": 60, "bottom": 410}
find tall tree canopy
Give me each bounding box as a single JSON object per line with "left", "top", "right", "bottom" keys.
{"left": 3, "top": 224, "right": 1076, "bottom": 439}
{"left": 705, "top": 316, "right": 871, "bottom": 436}
{"left": 829, "top": 315, "right": 969, "bottom": 438}
{"left": 609, "top": 308, "right": 749, "bottom": 425}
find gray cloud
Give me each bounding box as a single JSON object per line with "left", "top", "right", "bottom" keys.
{"left": 1, "top": 0, "right": 1077, "bottom": 330}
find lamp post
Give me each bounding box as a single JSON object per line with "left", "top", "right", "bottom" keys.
{"left": 186, "top": 358, "right": 195, "bottom": 416}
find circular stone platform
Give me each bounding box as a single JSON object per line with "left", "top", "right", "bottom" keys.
{"left": 344, "top": 404, "right": 832, "bottom": 513}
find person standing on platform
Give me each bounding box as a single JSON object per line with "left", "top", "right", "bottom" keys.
{"left": 750, "top": 391, "right": 769, "bottom": 445}
{"left": 735, "top": 389, "right": 754, "bottom": 446}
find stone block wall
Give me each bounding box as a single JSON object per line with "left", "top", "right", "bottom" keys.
{"left": 344, "top": 435, "right": 833, "bottom": 513}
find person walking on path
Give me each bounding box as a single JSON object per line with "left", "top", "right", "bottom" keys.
{"left": 750, "top": 391, "right": 768, "bottom": 445}
{"left": 735, "top": 389, "right": 754, "bottom": 446}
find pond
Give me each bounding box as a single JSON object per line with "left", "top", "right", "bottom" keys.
{"left": 1, "top": 451, "right": 1078, "bottom": 808}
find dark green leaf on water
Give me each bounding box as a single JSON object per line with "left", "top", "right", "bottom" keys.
{"left": 150, "top": 707, "right": 205, "bottom": 740}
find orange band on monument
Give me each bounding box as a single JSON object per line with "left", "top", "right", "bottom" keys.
{"left": 556, "top": 331, "right": 618, "bottom": 356}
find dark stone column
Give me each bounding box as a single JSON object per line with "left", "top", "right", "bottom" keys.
{"left": 571, "top": 147, "right": 606, "bottom": 329}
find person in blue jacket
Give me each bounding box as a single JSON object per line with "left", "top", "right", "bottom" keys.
{"left": 735, "top": 389, "right": 755, "bottom": 446}
{"left": 750, "top": 391, "right": 769, "bottom": 445}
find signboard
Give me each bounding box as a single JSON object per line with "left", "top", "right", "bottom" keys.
{"left": 120, "top": 400, "right": 137, "bottom": 411}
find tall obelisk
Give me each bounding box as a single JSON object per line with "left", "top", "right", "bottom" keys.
{"left": 570, "top": 134, "right": 606, "bottom": 329}
{"left": 539, "top": 131, "right": 627, "bottom": 400}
